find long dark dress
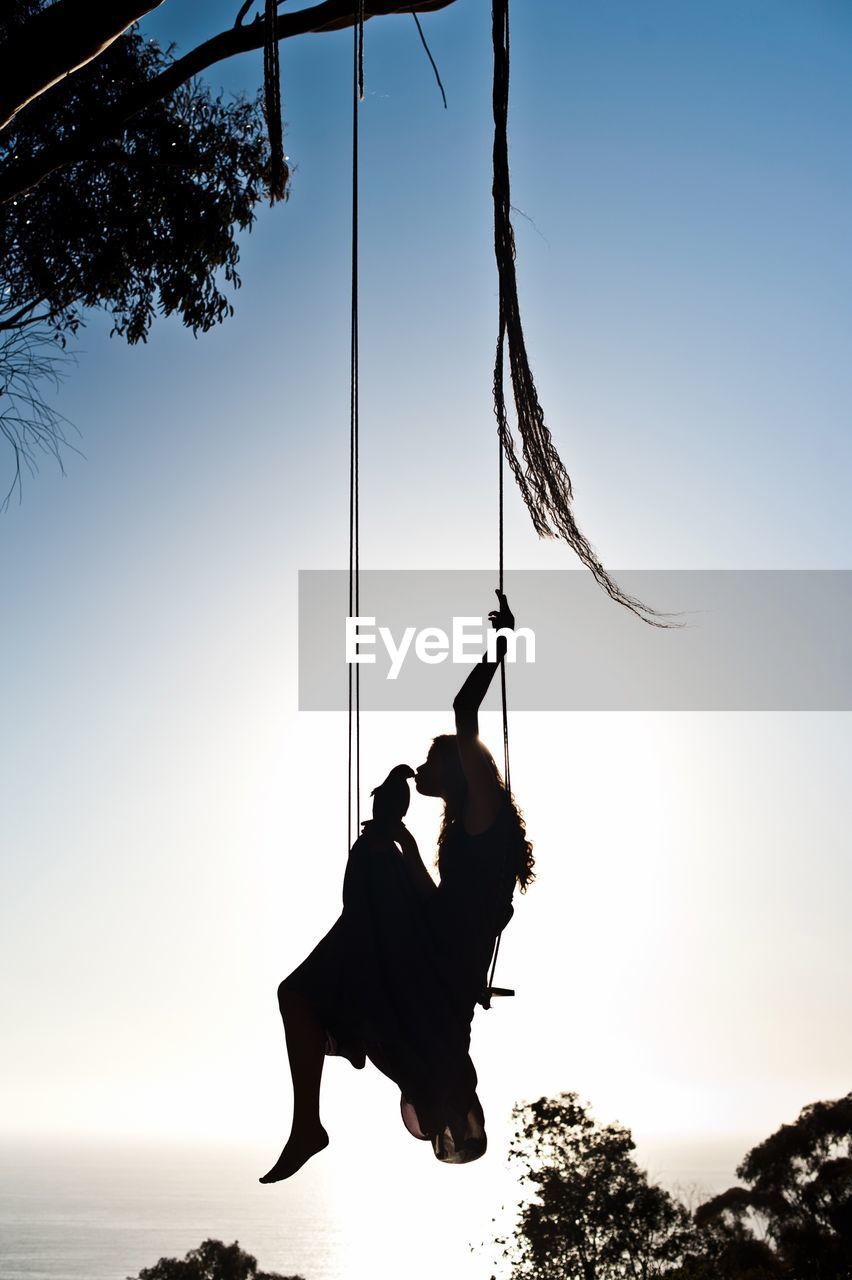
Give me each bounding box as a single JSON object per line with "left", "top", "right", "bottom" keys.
{"left": 278, "top": 802, "right": 518, "bottom": 1163}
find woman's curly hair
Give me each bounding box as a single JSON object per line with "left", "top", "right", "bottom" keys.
{"left": 430, "top": 733, "right": 535, "bottom": 892}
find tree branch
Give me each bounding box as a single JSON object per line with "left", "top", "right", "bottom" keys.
{"left": 0, "top": 305, "right": 51, "bottom": 332}
{"left": 0, "top": 0, "right": 459, "bottom": 206}
{"left": 0, "top": 1, "right": 166, "bottom": 132}
{"left": 234, "top": 0, "right": 257, "bottom": 27}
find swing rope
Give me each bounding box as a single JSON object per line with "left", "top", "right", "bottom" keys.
{"left": 481, "top": 429, "right": 513, "bottom": 1008}
{"left": 498, "top": 423, "right": 511, "bottom": 800}
{"left": 348, "top": 3, "right": 365, "bottom": 853}
{"left": 481, "top": 0, "right": 516, "bottom": 1009}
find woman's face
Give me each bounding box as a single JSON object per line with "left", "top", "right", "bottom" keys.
{"left": 414, "top": 744, "right": 446, "bottom": 798}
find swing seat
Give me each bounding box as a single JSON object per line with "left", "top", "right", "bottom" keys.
{"left": 478, "top": 984, "right": 515, "bottom": 1010}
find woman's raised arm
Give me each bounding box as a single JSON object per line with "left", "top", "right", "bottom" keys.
{"left": 452, "top": 591, "right": 514, "bottom": 834}
{"left": 452, "top": 590, "right": 515, "bottom": 731}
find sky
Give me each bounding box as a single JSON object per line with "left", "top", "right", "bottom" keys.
{"left": 2, "top": 0, "right": 851, "bottom": 1273}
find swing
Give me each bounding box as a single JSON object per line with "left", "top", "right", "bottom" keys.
{"left": 258, "top": 0, "right": 681, "bottom": 1182}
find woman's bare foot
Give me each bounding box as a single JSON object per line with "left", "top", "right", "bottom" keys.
{"left": 258, "top": 1124, "right": 329, "bottom": 1183}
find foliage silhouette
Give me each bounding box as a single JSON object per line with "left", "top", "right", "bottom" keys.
{"left": 0, "top": 321, "right": 78, "bottom": 510}
{"left": 685, "top": 1093, "right": 852, "bottom": 1280}
{"left": 1, "top": 5, "right": 272, "bottom": 342}
{"left": 0, "top": 2, "right": 458, "bottom": 193}
{"left": 498, "top": 1092, "right": 695, "bottom": 1278}
{"left": 128, "top": 1237, "right": 303, "bottom": 1280}
{"left": 498, "top": 1091, "right": 852, "bottom": 1280}
{"left": 0, "top": 1, "right": 270, "bottom": 500}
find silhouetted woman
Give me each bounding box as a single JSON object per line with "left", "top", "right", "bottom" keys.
{"left": 259, "top": 591, "right": 534, "bottom": 1181}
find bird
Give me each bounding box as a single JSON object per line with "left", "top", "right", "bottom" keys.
{"left": 370, "top": 764, "right": 415, "bottom": 826}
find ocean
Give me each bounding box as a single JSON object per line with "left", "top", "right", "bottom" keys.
{"left": 0, "top": 1132, "right": 746, "bottom": 1280}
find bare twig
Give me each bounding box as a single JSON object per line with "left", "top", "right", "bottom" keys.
{"left": 411, "top": 11, "right": 447, "bottom": 109}
{"left": 0, "top": 320, "right": 82, "bottom": 510}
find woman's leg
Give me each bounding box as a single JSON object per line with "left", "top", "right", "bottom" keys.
{"left": 259, "top": 985, "right": 330, "bottom": 1182}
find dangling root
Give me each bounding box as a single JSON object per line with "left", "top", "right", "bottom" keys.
{"left": 491, "top": 0, "right": 677, "bottom": 629}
